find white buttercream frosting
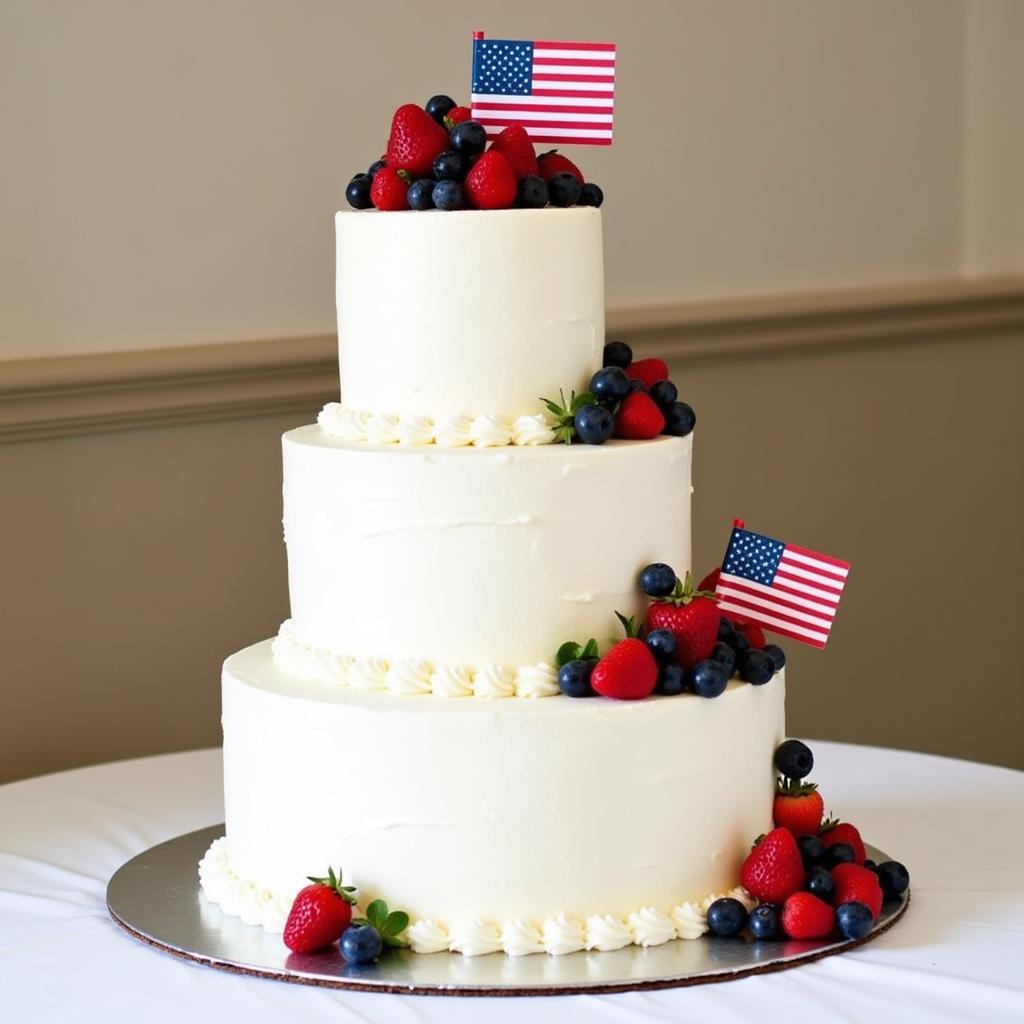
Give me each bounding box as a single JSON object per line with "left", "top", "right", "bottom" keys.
{"left": 514, "top": 663, "right": 560, "bottom": 699}
{"left": 429, "top": 664, "right": 474, "bottom": 698}
{"left": 408, "top": 919, "right": 450, "bottom": 954}
{"left": 500, "top": 919, "right": 546, "bottom": 957}
{"left": 363, "top": 412, "right": 400, "bottom": 445}
{"left": 449, "top": 919, "right": 503, "bottom": 957}
{"left": 584, "top": 914, "right": 634, "bottom": 952}
{"left": 432, "top": 412, "right": 475, "bottom": 448}
{"left": 628, "top": 906, "right": 677, "bottom": 947}
{"left": 472, "top": 664, "right": 517, "bottom": 699}
{"left": 385, "top": 659, "right": 433, "bottom": 696}
{"left": 348, "top": 655, "right": 389, "bottom": 692}
{"left": 542, "top": 914, "right": 587, "bottom": 955}
{"left": 197, "top": 837, "right": 291, "bottom": 934}
{"left": 511, "top": 412, "right": 558, "bottom": 446}
{"left": 671, "top": 901, "right": 709, "bottom": 940}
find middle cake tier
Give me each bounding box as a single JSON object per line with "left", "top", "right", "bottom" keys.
{"left": 280, "top": 426, "right": 693, "bottom": 672}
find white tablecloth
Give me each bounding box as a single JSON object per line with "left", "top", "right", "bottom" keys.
{"left": 1, "top": 743, "right": 1022, "bottom": 1023}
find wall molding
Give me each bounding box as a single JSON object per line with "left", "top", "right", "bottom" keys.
{"left": 2, "top": 275, "right": 1022, "bottom": 443}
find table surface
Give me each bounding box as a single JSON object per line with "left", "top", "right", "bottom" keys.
{"left": 2, "top": 743, "right": 1022, "bottom": 1024}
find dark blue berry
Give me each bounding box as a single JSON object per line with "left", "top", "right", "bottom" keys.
{"left": 646, "top": 628, "right": 678, "bottom": 662}
{"left": 590, "top": 366, "right": 630, "bottom": 402}
{"left": 648, "top": 379, "right": 678, "bottom": 411}
{"left": 340, "top": 924, "right": 383, "bottom": 964}
{"left": 774, "top": 739, "right": 814, "bottom": 779}
{"left": 425, "top": 94, "right": 456, "bottom": 124}
{"left": 516, "top": 174, "right": 549, "bottom": 208}
{"left": 433, "top": 150, "right": 468, "bottom": 181}
{"left": 797, "top": 833, "right": 826, "bottom": 869}
{"left": 663, "top": 401, "right": 696, "bottom": 437}
{"left": 875, "top": 861, "right": 910, "bottom": 900}
{"left": 573, "top": 403, "right": 614, "bottom": 444}
{"left": 548, "top": 171, "right": 582, "bottom": 207}
{"left": 654, "top": 662, "right": 686, "bottom": 695}
{"left": 747, "top": 903, "right": 780, "bottom": 939}
{"left": 706, "top": 898, "right": 747, "bottom": 937}
{"left": 740, "top": 649, "right": 774, "bottom": 685}
{"left": 558, "top": 658, "right": 597, "bottom": 698}
{"left": 578, "top": 182, "right": 604, "bottom": 207}
{"left": 367, "top": 159, "right": 386, "bottom": 181}
{"left": 864, "top": 859, "right": 877, "bottom": 873}
{"left": 628, "top": 379, "right": 648, "bottom": 393}
{"left": 823, "top": 842, "right": 856, "bottom": 869}
{"left": 730, "top": 629, "right": 750, "bottom": 655}
{"left": 805, "top": 865, "right": 835, "bottom": 900}
{"left": 432, "top": 180, "right": 464, "bottom": 211}
{"left": 710, "top": 641, "right": 736, "bottom": 677}
{"left": 689, "top": 659, "right": 729, "bottom": 698}
{"left": 718, "top": 616, "right": 738, "bottom": 645}
{"left": 406, "top": 178, "right": 436, "bottom": 211}
{"left": 638, "top": 563, "right": 677, "bottom": 597}
{"left": 603, "top": 341, "right": 633, "bottom": 368}
{"left": 763, "top": 644, "right": 786, "bottom": 671}
{"left": 345, "top": 175, "right": 373, "bottom": 210}
{"left": 450, "top": 120, "right": 487, "bottom": 155}
{"left": 835, "top": 901, "right": 873, "bottom": 940}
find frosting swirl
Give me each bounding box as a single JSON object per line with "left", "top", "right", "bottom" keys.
{"left": 500, "top": 919, "right": 545, "bottom": 957}
{"left": 198, "top": 838, "right": 291, "bottom": 933}
{"left": 429, "top": 664, "right": 474, "bottom": 698}
{"left": 515, "top": 663, "right": 559, "bottom": 698}
{"left": 469, "top": 413, "right": 513, "bottom": 448}
{"left": 542, "top": 914, "right": 586, "bottom": 955}
{"left": 407, "top": 919, "right": 450, "bottom": 954}
{"left": 585, "top": 914, "right": 633, "bottom": 952}
{"left": 386, "top": 659, "right": 433, "bottom": 695}
{"left": 348, "top": 656, "right": 389, "bottom": 691}
{"left": 628, "top": 907, "right": 676, "bottom": 947}
{"left": 395, "top": 414, "right": 435, "bottom": 446}
{"left": 318, "top": 403, "right": 370, "bottom": 441}
{"left": 363, "top": 412, "right": 401, "bottom": 445}
{"left": 449, "top": 919, "right": 503, "bottom": 957}
{"left": 472, "top": 664, "right": 517, "bottom": 699}
{"left": 671, "top": 901, "right": 708, "bottom": 940}
{"left": 433, "top": 413, "right": 475, "bottom": 448}
{"left": 511, "top": 412, "right": 557, "bottom": 446}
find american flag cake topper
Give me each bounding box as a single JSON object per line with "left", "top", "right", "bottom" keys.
{"left": 470, "top": 30, "right": 615, "bottom": 145}
{"left": 714, "top": 520, "right": 851, "bottom": 649}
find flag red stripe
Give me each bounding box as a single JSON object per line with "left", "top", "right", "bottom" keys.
{"left": 534, "top": 40, "right": 616, "bottom": 51}
{"left": 533, "top": 57, "right": 616, "bottom": 67}
{"left": 717, "top": 579, "right": 838, "bottom": 620}
{"left": 532, "top": 73, "right": 615, "bottom": 83}
{"left": 785, "top": 543, "right": 851, "bottom": 570}
{"left": 773, "top": 567, "right": 844, "bottom": 595}
{"left": 752, "top": 621, "right": 828, "bottom": 649}
{"left": 717, "top": 600, "right": 829, "bottom": 646}
{"left": 483, "top": 132, "right": 613, "bottom": 145}
{"left": 472, "top": 102, "right": 613, "bottom": 114}
{"left": 476, "top": 117, "right": 613, "bottom": 130}
{"left": 767, "top": 577, "right": 841, "bottom": 607}
{"left": 717, "top": 593, "right": 834, "bottom": 633}
{"left": 531, "top": 88, "right": 617, "bottom": 98}
{"left": 779, "top": 553, "right": 847, "bottom": 585}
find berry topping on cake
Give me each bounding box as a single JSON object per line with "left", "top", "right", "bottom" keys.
{"left": 648, "top": 379, "right": 678, "bottom": 412}
{"left": 805, "top": 865, "right": 835, "bottom": 900}
{"left": 823, "top": 842, "right": 856, "bottom": 869}
{"left": 366, "top": 158, "right": 387, "bottom": 181}
{"left": 386, "top": 103, "right": 449, "bottom": 177}
{"left": 541, "top": 390, "right": 612, "bottom": 445}
{"left": 835, "top": 901, "right": 874, "bottom": 940}
{"left": 433, "top": 150, "right": 468, "bottom": 181}
{"left": 781, "top": 891, "right": 835, "bottom": 940}
{"left": 578, "top": 182, "right": 604, "bottom": 207}
{"left": 282, "top": 867, "right": 358, "bottom": 953}
{"left": 775, "top": 739, "right": 814, "bottom": 779}
{"left": 710, "top": 640, "right": 737, "bottom": 677}
{"left": 875, "top": 860, "right": 910, "bottom": 901}
{"left": 639, "top": 563, "right": 677, "bottom": 598}
{"left": 445, "top": 105, "right": 472, "bottom": 127}
{"left": 424, "top": 93, "right": 456, "bottom": 124}
{"left": 734, "top": 620, "right": 766, "bottom": 649}
{"left": 464, "top": 150, "right": 518, "bottom": 210}
{"left": 614, "top": 391, "right": 665, "bottom": 439}
{"left": 706, "top": 898, "right": 748, "bottom": 937}
{"left": 819, "top": 817, "right": 867, "bottom": 865}
{"left": 590, "top": 614, "right": 658, "bottom": 700}
{"left": 340, "top": 924, "right": 383, "bottom": 964}
{"left": 345, "top": 174, "right": 373, "bottom": 210}
{"left": 739, "top": 648, "right": 775, "bottom": 685}
{"left": 688, "top": 658, "right": 729, "bottom": 698}
{"left": 574, "top": 403, "right": 615, "bottom": 444}
{"left": 558, "top": 658, "right": 599, "bottom": 698}
{"left": 406, "top": 177, "right": 436, "bottom": 211}
{"left": 654, "top": 661, "right": 686, "bottom": 695}
{"left": 450, "top": 119, "right": 488, "bottom": 156}
{"left": 645, "top": 572, "right": 721, "bottom": 669}
{"left": 797, "top": 833, "right": 826, "bottom": 868}
{"left": 603, "top": 340, "right": 633, "bottom": 368}
{"left": 370, "top": 167, "right": 413, "bottom": 211}
{"left": 548, "top": 171, "right": 583, "bottom": 207}
{"left": 763, "top": 643, "right": 787, "bottom": 671}
{"left": 351, "top": 898, "right": 410, "bottom": 951}
{"left": 663, "top": 401, "right": 697, "bottom": 437}
{"left": 747, "top": 903, "right": 781, "bottom": 939}
{"left": 740, "top": 827, "right": 805, "bottom": 904}
{"left": 517, "top": 174, "right": 549, "bottom": 208}
{"left": 537, "top": 150, "right": 584, "bottom": 185}
{"left": 490, "top": 124, "right": 538, "bottom": 178}
{"left": 773, "top": 779, "right": 824, "bottom": 836}
{"left": 590, "top": 366, "right": 631, "bottom": 402}
{"left": 831, "top": 863, "right": 883, "bottom": 919}
{"left": 625, "top": 358, "right": 670, "bottom": 389}
{"left": 432, "top": 179, "right": 465, "bottom": 211}
{"left": 644, "top": 627, "right": 678, "bottom": 661}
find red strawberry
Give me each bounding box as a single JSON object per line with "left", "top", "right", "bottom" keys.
{"left": 697, "top": 567, "right": 721, "bottom": 593}
{"left": 773, "top": 780, "right": 824, "bottom": 836}
{"left": 645, "top": 572, "right": 721, "bottom": 669}
{"left": 537, "top": 150, "right": 584, "bottom": 185}
{"left": 819, "top": 818, "right": 867, "bottom": 865}
{"left": 386, "top": 103, "right": 449, "bottom": 177}
{"left": 781, "top": 891, "right": 835, "bottom": 939}
{"left": 283, "top": 867, "right": 358, "bottom": 953}
{"left": 739, "top": 827, "right": 806, "bottom": 904}
{"left": 464, "top": 150, "right": 517, "bottom": 209}
{"left": 370, "top": 167, "right": 412, "bottom": 211}
{"left": 614, "top": 391, "right": 665, "bottom": 439}
{"left": 490, "top": 125, "right": 538, "bottom": 178}
{"left": 591, "top": 639, "right": 658, "bottom": 700}
{"left": 734, "top": 619, "right": 766, "bottom": 649}
{"left": 626, "top": 358, "right": 670, "bottom": 389}
{"left": 446, "top": 105, "right": 472, "bottom": 126}
{"left": 831, "top": 863, "right": 883, "bottom": 919}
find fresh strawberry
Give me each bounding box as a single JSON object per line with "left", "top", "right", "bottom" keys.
{"left": 781, "top": 891, "right": 835, "bottom": 939}
{"left": 283, "top": 867, "right": 358, "bottom": 953}
{"left": 734, "top": 619, "right": 766, "bottom": 649}
{"left": 645, "top": 572, "right": 721, "bottom": 669}
{"left": 831, "top": 863, "right": 883, "bottom": 919}
{"left": 819, "top": 817, "right": 867, "bottom": 865}
{"left": 386, "top": 103, "right": 449, "bottom": 177}
{"left": 591, "top": 614, "right": 658, "bottom": 700}
{"left": 370, "top": 167, "right": 412, "bottom": 211}
{"left": 626, "top": 358, "right": 670, "bottom": 389}
{"left": 537, "top": 150, "right": 584, "bottom": 185}
{"left": 739, "top": 827, "right": 806, "bottom": 903}
{"left": 773, "top": 779, "right": 824, "bottom": 836}
{"left": 697, "top": 567, "right": 721, "bottom": 593}
{"left": 490, "top": 125, "right": 538, "bottom": 178}
{"left": 464, "top": 150, "right": 517, "bottom": 209}
{"left": 445, "top": 105, "right": 472, "bottom": 126}
{"left": 614, "top": 391, "right": 665, "bottom": 439}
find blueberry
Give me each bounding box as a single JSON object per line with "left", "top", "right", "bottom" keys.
{"left": 433, "top": 150, "right": 468, "bottom": 182}
{"left": 340, "top": 923, "right": 383, "bottom": 964}
{"left": 628, "top": 379, "right": 648, "bottom": 393}
{"left": 740, "top": 649, "right": 774, "bottom": 685}
{"left": 689, "top": 659, "right": 729, "bottom": 698}
{"left": 774, "top": 739, "right": 814, "bottom": 779}
{"left": 573, "top": 403, "right": 614, "bottom": 444}
{"left": 763, "top": 644, "right": 786, "bottom": 671}
{"left": 450, "top": 120, "right": 487, "bottom": 155}
{"left": 345, "top": 175, "right": 373, "bottom": 210}
{"left": 432, "top": 180, "right": 464, "bottom": 211}
{"left": 648, "top": 379, "right": 678, "bottom": 411}
{"left": 663, "top": 401, "right": 696, "bottom": 437}
{"left": 835, "top": 901, "right": 874, "bottom": 940}
{"left": 367, "top": 158, "right": 386, "bottom": 181}
{"left": 864, "top": 859, "right": 878, "bottom": 873}
{"left": 578, "top": 182, "right": 604, "bottom": 207}
{"left": 710, "top": 641, "right": 736, "bottom": 677}
{"left": 558, "top": 658, "right": 597, "bottom": 698}
{"left": 823, "top": 842, "right": 856, "bottom": 869}
{"left": 515, "top": 174, "right": 549, "bottom": 208}
{"left": 875, "top": 861, "right": 910, "bottom": 900}
{"left": 730, "top": 630, "right": 750, "bottom": 655}
{"left": 646, "top": 629, "right": 678, "bottom": 662}
{"left": 603, "top": 341, "right": 633, "bottom": 368}
{"left": 638, "top": 563, "right": 677, "bottom": 597}
{"left": 797, "top": 833, "right": 826, "bottom": 869}
{"left": 548, "top": 171, "right": 582, "bottom": 207}
{"left": 706, "top": 898, "right": 747, "bottom": 937}
{"left": 406, "top": 178, "right": 436, "bottom": 211}
{"left": 590, "top": 366, "right": 631, "bottom": 402}
{"left": 805, "top": 865, "right": 835, "bottom": 900}
{"left": 718, "top": 616, "right": 738, "bottom": 645}
{"left": 425, "top": 94, "right": 456, "bottom": 124}
{"left": 747, "top": 903, "right": 780, "bottom": 939}
{"left": 654, "top": 662, "right": 686, "bottom": 696}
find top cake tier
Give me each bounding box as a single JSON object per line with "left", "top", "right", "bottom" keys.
{"left": 335, "top": 208, "right": 604, "bottom": 420}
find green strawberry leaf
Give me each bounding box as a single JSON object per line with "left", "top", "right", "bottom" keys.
{"left": 382, "top": 910, "right": 409, "bottom": 937}
{"left": 366, "top": 899, "right": 389, "bottom": 931}
{"left": 556, "top": 641, "right": 583, "bottom": 667}
{"left": 615, "top": 612, "right": 642, "bottom": 638}
{"left": 569, "top": 390, "right": 598, "bottom": 414}
{"left": 581, "top": 638, "right": 599, "bottom": 659}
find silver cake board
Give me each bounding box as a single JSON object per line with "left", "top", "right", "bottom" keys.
{"left": 107, "top": 825, "right": 909, "bottom": 997}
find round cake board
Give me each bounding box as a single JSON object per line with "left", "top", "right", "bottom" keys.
{"left": 107, "top": 825, "right": 908, "bottom": 997}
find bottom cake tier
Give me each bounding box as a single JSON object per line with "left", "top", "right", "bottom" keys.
{"left": 201, "top": 640, "right": 786, "bottom": 955}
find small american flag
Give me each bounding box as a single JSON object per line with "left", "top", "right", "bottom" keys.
{"left": 715, "top": 522, "right": 850, "bottom": 649}
{"left": 470, "top": 32, "right": 615, "bottom": 145}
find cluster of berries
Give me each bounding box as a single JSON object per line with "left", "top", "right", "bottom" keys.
{"left": 346, "top": 94, "right": 604, "bottom": 212}
{"left": 543, "top": 341, "right": 696, "bottom": 445}
{"left": 705, "top": 741, "right": 911, "bottom": 942}
{"left": 282, "top": 867, "right": 408, "bottom": 964}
